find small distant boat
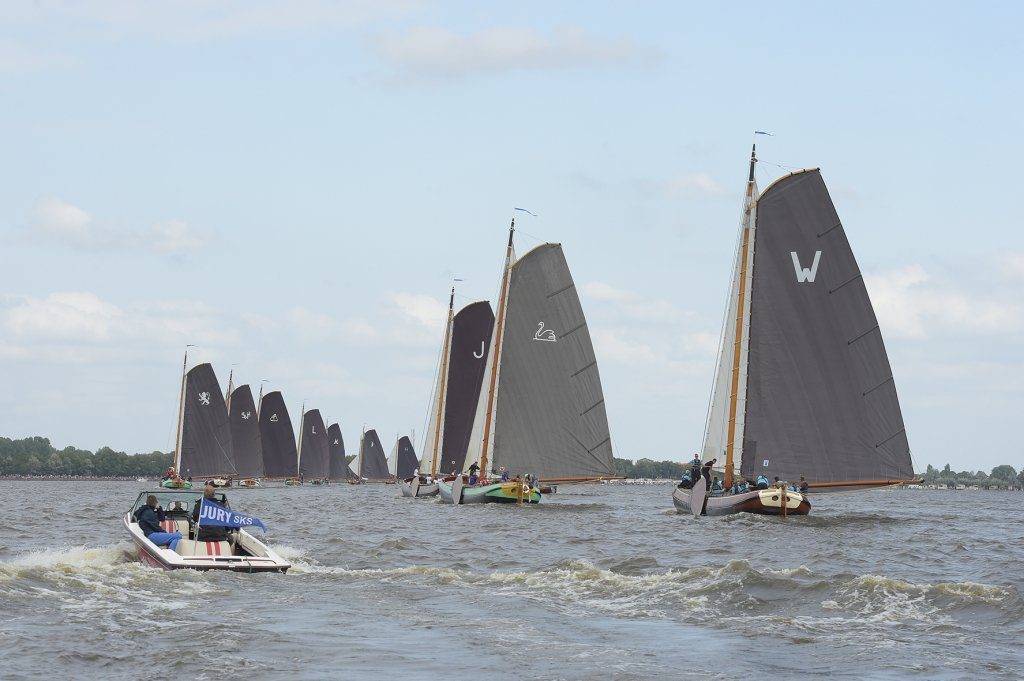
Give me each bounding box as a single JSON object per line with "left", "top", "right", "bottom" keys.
{"left": 239, "top": 478, "right": 261, "bottom": 488}
{"left": 438, "top": 217, "right": 619, "bottom": 505}
{"left": 674, "top": 145, "right": 916, "bottom": 517}
{"left": 161, "top": 477, "right": 192, "bottom": 489}
{"left": 206, "top": 477, "right": 232, "bottom": 488}
{"left": 124, "top": 488, "right": 289, "bottom": 572}
{"left": 284, "top": 477, "right": 303, "bottom": 486}
{"left": 356, "top": 428, "right": 390, "bottom": 483}
{"left": 258, "top": 389, "right": 298, "bottom": 485}
{"left": 298, "top": 407, "right": 330, "bottom": 485}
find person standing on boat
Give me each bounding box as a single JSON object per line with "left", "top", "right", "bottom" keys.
{"left": 191, "top": 485, "right": 232, "bottom": 543}
{"left": 755, "top": 474, "right": 769, "bottom": 490}
{"left": 499, "top": 466, "right": 510, "bottom": 482}
{"left": 135, "top": 495, "right": 182, "bottom": 551}
{"left": 468, "top": 462, "right": 480, "bottom": 486}
{"left": 701, "top": 459, "right": 716, "bottom": 487}
{"left": 799, "top": 476, "right": 809, "bottom": 494}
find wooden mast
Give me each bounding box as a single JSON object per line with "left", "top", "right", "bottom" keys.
{"left": 224, "top": 369, "right": 234, "bottom": 411}
{"left": 429, "top": 287, "right": 456, "bottom": 477}
{"left": 296, "top": 402, "right": 305, "bottom": 480}
{"left": 479, "top": 218, "right": 516, "bottom": 476}
{"left": 724, "top": 146, "right": 757, "bottom": 489}
{"left": 172, "top": 346, "right": 192, "bottom": 472}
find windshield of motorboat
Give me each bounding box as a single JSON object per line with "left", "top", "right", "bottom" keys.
{"left": 129, "top": 490, "right": 230, "bottom": 514}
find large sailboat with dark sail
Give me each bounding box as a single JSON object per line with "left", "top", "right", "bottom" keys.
{"left": 164, "top": 356, "right": 235, "bottom": 488}
{"left": 328, "top": 423, "right": 356, "bottom": 482}
{"left": 400, "top": 289, "right": 494, "bottom": 498}
{"left": 673, "top": 146, "right": 916, "bottom": 517}
{"left": 388, "top": 435, "right": 418, "bottom": 483}
{"left": 356, "top": 428, "right": 390, "bottom": 483}
{"left": 298, "top": 408, "right": 330, "bottom": 484}
{"left": 438, "top": 217, "right": 619, "bottom": 505}
{"left": 258, "top": 389, "right": 299, "bottom": 486}
{"left": 225, "top": 375, "right": 263, "bottom": 488}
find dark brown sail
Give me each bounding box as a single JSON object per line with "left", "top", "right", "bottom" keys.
{"left": 359, "top": 429, "right": 389, "bottom": 481}
{"left": 228, "top": 385, "right": 263, "bottom": 479}
{"left": 328, "top": 423, "right": 354, "bottom": 480}
{"left": 259, "top": 391, "right": 297, "bottom": 478}
{"left": 179, "top": 363, "right": 234, "bottom": 479}
{"left": 298, "top": 409, "right": 329, "bottom": 479}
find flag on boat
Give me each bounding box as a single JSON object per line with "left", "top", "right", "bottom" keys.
{"left": 197, "top": 498, "right": 267, "bottom": 532}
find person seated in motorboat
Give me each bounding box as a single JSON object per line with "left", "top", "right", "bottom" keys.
{"left": 134, "top": 495, "right": 182, "bottom": 551}
{"left": 167, "top": 500, "right": 188, "bottom": 516}
{"left": 799, "top": 476, "right": 809, "bottom": 493}
{"left": 191, "top": 485, "right": 233, "bottom": 544}
{"left": 678, "top": 470, "right": 693, "bottom": 489}
{"left": 710, "top": 476, "right": 724, "bottom": 494}
{"left": 755, "top": 474, "right": 769, "bottom": 490}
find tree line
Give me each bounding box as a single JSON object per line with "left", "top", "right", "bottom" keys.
{"left": 917, "top": 463, "right": 1023, "bottom": 488}
{"left": 0, "top": 436, "right": 172, "bottom": 477}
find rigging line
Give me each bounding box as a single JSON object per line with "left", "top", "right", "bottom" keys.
{"left": 512, "top": 227, "right": 547, "bottom": 245}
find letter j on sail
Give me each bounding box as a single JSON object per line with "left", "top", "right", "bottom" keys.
{"left": 791, "top": 250, "right": 822, "bottom": 283}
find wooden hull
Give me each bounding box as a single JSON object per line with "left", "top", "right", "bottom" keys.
{"left": 672, "top": 486, "right": 811, "bottom": 516}
{"left": 437, "top": 478, "right": 541, "bottom": 504}
{"left": 239, "top": 479, "right": 261, "bottom": 488}
{"left": 398, "top": 479, "right": 440, "bottom": 497}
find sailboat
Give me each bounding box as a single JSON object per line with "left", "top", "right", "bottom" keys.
{"left": 388, "top": 435, "right": 418, "bottom": 485}
{"left": 163, "top": 354, "right": 235, "bottom": 488}
{"left": 328, "top": 423, "right": 356, "bottom": 482}
{"left": 257, "top": 389, "right": 299, "bottom": 486}
{"left": 356, "top": 428, "right": 390, "bottom": 483}
{"left": 225, "top": 374, "right": 263, "bottom": 488}
{"left": 673, "top": 146, "right": 916, "bottom": 517}
{"left": 400, "top": 289, "right": 495, "bottom": 498}
{"left": 298, "top": 408, "right": 330, "bottom": 485}
{"left": 437, "top": 218, "right": 619, "bottom": 505}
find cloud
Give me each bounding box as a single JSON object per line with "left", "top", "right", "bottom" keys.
{"left": 668, "top": 172, "right": 726, "bottom": 198}
{"left": 0, "top": 40, "right": 58, "bottom": 73}
{"left": 374, "top": 25, "right": 661, "bottom": 79}
{"left": 997, "top": 252, "right": 1024, "bottom": 280}
{"left": 29, "top": 197, "right": 206, "bottom": 255}
{"left": 389, "top": 292, "right": 446, "bottom": 329}
{"left": 866, "top": 265, "right": 1020, "bottom": 339}
{"left": 581, "top": 281, "right": 686, "bottom": 323}
{"left": 1, "top": 291, "right": 237, "bottom": 361}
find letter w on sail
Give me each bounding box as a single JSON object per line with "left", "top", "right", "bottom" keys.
{"left": 791, "top": 251, "right": 822, "bottom": 283}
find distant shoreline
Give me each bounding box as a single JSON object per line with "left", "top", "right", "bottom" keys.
{"left": 0, "top": 476, "right": 148, "bottom": 482}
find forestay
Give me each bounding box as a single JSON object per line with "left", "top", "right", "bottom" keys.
{"left": 741, "top": 170, "right": 913, "bottom": 487}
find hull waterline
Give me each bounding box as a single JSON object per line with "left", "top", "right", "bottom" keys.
{"left": 672, "top": 486, "right": 810, "bottom": 517}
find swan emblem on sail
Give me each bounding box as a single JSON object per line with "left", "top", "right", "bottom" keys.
{"left": 533, "top": 321, "right": 557, "bottom": 342}
{"left": 198, "top": 391, "right": 211, "bottom": 406}
{"left": 241, "top": 411, "right": 252, "bottom": 420}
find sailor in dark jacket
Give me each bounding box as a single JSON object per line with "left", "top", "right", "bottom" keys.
{"left": 134, "top": 495, "right": 182, "bottom": 551}
{"left": 191, "top": 485, "right": 232, "bottom": 543}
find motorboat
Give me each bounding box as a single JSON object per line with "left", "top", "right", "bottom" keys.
{"left": 123, "top": 489, "right": 289, "bottom": 572}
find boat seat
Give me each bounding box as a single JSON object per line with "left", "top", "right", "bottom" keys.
{"left": 174, "top": 539, "right": 233, "bottom": 557}
{"left": 159, "top": 519, "right": 190, "bottom": 534}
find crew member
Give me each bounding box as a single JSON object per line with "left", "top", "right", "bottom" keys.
{"left": 799, "top": 476, "right": 809, "bottom": 493}
{"left": 701, "top": 459, "right": 716, "bottom": 487}
{"left": 134, "top": 495, "right": 182, "bottom": 551}
{"left": 755, "top": 474, "right": 769, "bottom": 490}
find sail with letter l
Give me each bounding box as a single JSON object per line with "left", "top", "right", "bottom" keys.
{"left": 298, "top": 409, "right": 330, "bottom": 479}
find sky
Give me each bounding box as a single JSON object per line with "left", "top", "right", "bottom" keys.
{"left": 1, "top": 1, "right": 1021, "bottom": 473}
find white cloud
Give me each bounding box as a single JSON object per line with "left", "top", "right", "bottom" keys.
{"left": 997, "top": 252, "right": 1024, "bottom": 280}
{"left": 6, "top": 292, "right": 122, "bottom": 341}
{"left": 581, "top": 280, "right": 686, "bottom": 323}
{"left": 29, "top": 197, "right": 206, "bottom": 255}
{"left": 389, "top": 292, "right": 446, "bottom": 329}
{"left": 374, "top": 25, "right": 661, "bottom": 78}
{"left": 866, "top": 265, "right": 1020, "bottom": 339}
{"left": 668, "top": 172, "right": 726, "bottom": 198}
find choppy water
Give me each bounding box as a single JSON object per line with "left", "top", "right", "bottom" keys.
{"left": 1, "top": 481, "right": 1021, "bottom": 680}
